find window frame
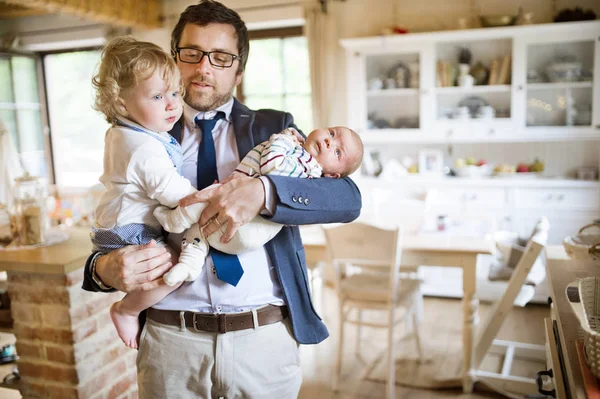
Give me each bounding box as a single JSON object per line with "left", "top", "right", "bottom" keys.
{"left": 236, "top": 26, "right": 304, "bottom": 104}
{"left": 0, "top": 49, "right": 54, "bottom": 182}
{"left": 39, "top": 45, "right": 102, "bottom": 186}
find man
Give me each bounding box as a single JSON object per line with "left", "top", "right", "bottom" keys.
{"left": 83, "top": 1, "right": 361, "bottom": 398}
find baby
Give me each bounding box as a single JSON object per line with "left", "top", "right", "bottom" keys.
{"left": 153, "top": 125, "right": 364, "bottom": 285}
{"left": 91, "top": 37, "right": 363, "bottom": 348}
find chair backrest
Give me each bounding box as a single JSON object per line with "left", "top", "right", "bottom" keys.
{"left": 323, "top": 222, "right": 403, "bottom": 301}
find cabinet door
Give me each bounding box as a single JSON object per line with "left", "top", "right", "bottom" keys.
{"left": 433, "top": 36, "right": 515, "bottom": 140}
{"left": 514, "top": 28, "right": 600, "bottom": 139}
{"left": 514, "top": 210, "right": 599, "bottom": 245}
{"left": 346, "top": 42, "right": 435, "bottom": 143}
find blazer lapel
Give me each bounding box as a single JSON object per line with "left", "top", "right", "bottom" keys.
{"left": 231, "top": 98, "right": 255, "bottom": 158}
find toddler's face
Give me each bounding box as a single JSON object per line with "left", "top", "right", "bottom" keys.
{"left": 304, "top": 127, "right": 360, "bottom": 178}
{"left": 121, "top": 69, "right": 183, "bottom": 132}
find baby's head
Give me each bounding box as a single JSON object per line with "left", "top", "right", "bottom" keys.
{"left": 93, "top": 37, "right": 183, "bottom": 132}
{"left": 304, "top": 127, "right": 363, "bottom": 178}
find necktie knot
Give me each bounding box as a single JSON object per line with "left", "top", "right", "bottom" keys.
{"left": 194, "top": 111, "right": 225, "bottom": 133}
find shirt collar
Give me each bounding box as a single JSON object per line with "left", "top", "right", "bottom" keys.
{"left": 115, "top": 116, "right": 161, "bottom": 135}
{"left": 183, "top": 97, "right": 234, "bottom": 131}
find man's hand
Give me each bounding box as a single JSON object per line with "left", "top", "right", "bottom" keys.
{"left": 178, "top": 176, "right": 265, "bottom": 243}
{"left": 95, "top": 240, "right": 176, "bottom": 293}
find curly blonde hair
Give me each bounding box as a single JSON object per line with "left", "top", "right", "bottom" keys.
{"left": 92, "top": 36, "right": 183, "bottom": 123}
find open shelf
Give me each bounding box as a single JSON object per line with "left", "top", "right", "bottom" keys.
{"left": 435, "top": 85, "right": 511, "bottom": 95}
{"left": 367, "top": 88, "right": 419, "bottom": 97}
{"left": 527, "top": 81, "right": 593, "bottom": 90}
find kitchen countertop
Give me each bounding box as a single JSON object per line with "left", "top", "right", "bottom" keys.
{"left": 356, "top": 176, "right": 600, "bottom": 188}
{"left": 546, "top": 245, "right": 598, "bottom": 399}
{"left": 0, "top": 228, "right": 91, "bottom": 274}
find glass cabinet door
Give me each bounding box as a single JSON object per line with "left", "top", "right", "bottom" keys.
{"left": 365, "top": 52, "right": 421, "bottom": 131}
{"left": 525, "top": 40, "right": 595, "bottom": 127}
{"left": 434, "top": 38, "right": 513, "bottom": 138}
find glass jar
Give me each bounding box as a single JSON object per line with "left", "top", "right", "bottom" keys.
{"left": 13, "top": 173, "right": 47, "bottom": 245}
{"left": 0, "top": 204, "right": 12, "bottom": 245}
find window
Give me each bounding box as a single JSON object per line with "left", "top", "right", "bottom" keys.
{"left": 0, "top": 53, "right": 48, "bottom": 179}
{"left": 43, "top": 49, "right": 109, "bottom": 187}
{"left": 240, "top": 27, "right": 313, "bottom": 133}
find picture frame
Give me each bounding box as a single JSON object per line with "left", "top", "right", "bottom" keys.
{"left": 418, "top": 149, "right": 444, "bottom": 175}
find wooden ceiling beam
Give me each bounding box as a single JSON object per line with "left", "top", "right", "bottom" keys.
{"left": 1, "top": 0, "right": 163, "bottom": 29}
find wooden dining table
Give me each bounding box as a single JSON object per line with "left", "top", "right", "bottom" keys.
{"left": 300, "top": 225, "right": 495, "bottom": 394}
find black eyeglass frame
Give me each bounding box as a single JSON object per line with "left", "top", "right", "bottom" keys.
{"left": 175, "top": 47, "right": 239, "bottom": 68}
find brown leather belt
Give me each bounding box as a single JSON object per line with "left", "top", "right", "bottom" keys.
{"left": 147, "top": 305, "right": 288, "bottom": 334}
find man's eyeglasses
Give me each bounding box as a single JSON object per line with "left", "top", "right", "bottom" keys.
{"left": 176, "top": 47, "right": 238, "bottom": 68}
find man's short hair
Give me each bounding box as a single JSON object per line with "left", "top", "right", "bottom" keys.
{"left": 170, "top": 0, "right": 249, "bottom": 74}
{"left": 92, "top": 36, "right": 182, "bottom": 123}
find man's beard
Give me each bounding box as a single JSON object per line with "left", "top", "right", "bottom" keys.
{"left": 184, "top": 81, "right": 233, "bottom": 112}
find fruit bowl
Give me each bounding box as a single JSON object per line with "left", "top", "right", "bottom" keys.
{"left": 455, "top": 164, "right": 491, "bottom": 178}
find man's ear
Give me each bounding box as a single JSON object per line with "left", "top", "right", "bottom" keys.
{"left": 235, "top": 71, "right": 244, "bottom": 87}
{"left": 324, "top": 172, "right": 341, "bottom": 179}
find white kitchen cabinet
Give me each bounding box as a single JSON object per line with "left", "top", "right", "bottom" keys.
{"left": 356, "top": 177, "right": 598, "bottom": 304}
{"left": 513, "top": 25, "right": 600, "bottom": 140}
{"left": 344, "top": 41, "right": 436, "bottom": 141}
{"left": 341, "top": 20, "right": 600, "bottom": 144}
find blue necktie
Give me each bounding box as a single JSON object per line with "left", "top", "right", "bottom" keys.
{"left": 195, "top": 113, "right": 244, "bottom": 287}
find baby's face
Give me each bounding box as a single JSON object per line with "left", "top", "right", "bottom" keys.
{"left": 304, "top": 126, "right": 360, "bottom": 178}
{"left": 121, "top": 68, "right": 183, "bottom": 132}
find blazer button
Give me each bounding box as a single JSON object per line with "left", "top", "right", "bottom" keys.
{"left": 292, "top": 196, "right": 297, "bottom": 202}
{"left": 298, "top": 196, "right": 304, "bottom": 203}
{"left": 304, "top": 198, "right": 310, "bottom": 205}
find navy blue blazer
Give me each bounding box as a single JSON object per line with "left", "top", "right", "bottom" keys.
{"left": 82, "top": 98, "right": 362, "bottom": 344}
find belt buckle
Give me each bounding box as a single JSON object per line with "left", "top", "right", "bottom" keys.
{"left": 192, "top": 312, "right": 203, "bottom": 332}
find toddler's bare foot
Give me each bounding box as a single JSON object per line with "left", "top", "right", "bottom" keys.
{"left": 110, "top": 302, "right": 140, "bottom": 349}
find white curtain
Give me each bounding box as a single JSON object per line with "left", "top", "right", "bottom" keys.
{"left": 0, "top": 118, "right": 24, "bottom": 207}
{"left": 304, "top": 3, "right": 342, "bottom": 128}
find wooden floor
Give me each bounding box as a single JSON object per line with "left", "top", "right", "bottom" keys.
{"left": 298, "top": 285, "right": 549, "bottom": 399}
{"left": 0, "top": 286, "right": 549, "bottom": 399}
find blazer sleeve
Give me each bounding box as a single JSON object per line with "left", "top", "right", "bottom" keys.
{"left": 264, "top": 174, "right": 361, "bottom": 225}
{"left": 82, "top": 251, "right": 116, "bottom": 292}
{"left": 254, "top": 111, "right": 361, "bottom": 225}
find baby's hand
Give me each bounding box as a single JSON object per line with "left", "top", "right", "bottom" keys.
{"left": 282, "top": 127, "right": 304, "bottom": 145}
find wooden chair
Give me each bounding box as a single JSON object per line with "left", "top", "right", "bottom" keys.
{"left": 473, "top": 237, "right": 546, "bottom": 394}
{"left": 323, "top": 222, "right": 423, "bottom": 399}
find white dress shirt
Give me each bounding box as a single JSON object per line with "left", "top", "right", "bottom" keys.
{"left": 154, "top": 98, "right": 285, "bottom": 313}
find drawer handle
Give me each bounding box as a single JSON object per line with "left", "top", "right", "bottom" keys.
{"left": 546, "top": 194, "right": 553, "bottom": 201}
{"left": 536, "top": 369, "right": 556, "bottom": 397}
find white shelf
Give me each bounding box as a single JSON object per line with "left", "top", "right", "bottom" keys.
{"left": 359, "top": 126, "right": 600, "bottom": 144}
{"left": 435, "top": 85, "right": 511, "bottom": 95}
{"left": 360, "top": 129, "right": 442, "bottom": 144}
{"left": 527, "top": 81, "right": 593, "bottom": 90}
{"left": 367, "top": 88, "right": 419, "bottom": 97}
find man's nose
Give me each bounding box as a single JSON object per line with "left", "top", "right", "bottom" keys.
{"left": 196, "top": 54, "right": 212, "bottom": 73}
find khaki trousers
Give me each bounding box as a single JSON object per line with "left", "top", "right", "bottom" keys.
{"left": 136, "top": 315, "right": 302, "bottom": 399}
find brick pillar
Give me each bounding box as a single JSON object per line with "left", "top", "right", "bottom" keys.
{"left": 7, "top": 268, "right": 138, "bottom": 399}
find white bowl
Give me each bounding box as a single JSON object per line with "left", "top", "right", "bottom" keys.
{"left": 454, "top": 164, "right": 491, "bottom": 178}
{"left": 546, "top": 61, "right": 582, "bottom": 83}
